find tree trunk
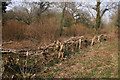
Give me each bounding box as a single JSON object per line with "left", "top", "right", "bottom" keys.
{"left": 60, "top": 3, "right": 66, "bottom": 36}
{"left": 95, "top": 1, "right": 101, "bottom": 31}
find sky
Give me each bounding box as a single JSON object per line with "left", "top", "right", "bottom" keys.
{"left": 9, "top": 0, "right": 120, "bottom": 2}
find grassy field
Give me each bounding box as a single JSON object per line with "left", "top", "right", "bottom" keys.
{"left": 2, "top": 27, "right": 118, "bottom": 78}
{"left": 36, "top": 32, "right": 118, "bottom": 78}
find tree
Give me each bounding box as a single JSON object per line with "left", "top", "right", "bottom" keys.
{"left": 32, "top": 2, "right": 52, "bottom": 20}
{"left": 82, "top": 1, "right": 118, "bottom": 31}
{"left": 2, "top": 2, "right": 9, "bottom": 13}
{"left": 59, "top": 2, "right": 66, "bottom": 36}
{"left": 57, "top": 2, "right": 93, "bottom": 36}
{"left": 74, "top": 9, "right": 92, "bottom": 27}
{"left": 6, "top": 2, "right": 51, "bottom": 24}
{"left": 58, "top": 2, "right": 92, "bottom": 28}
{"left": 109, "top": 9, "right": 118, "bottom": 27}
{"left": 0, "top": 1, "right": 2, "bottom": 19}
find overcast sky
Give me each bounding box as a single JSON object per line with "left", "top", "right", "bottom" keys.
{"left": 10, "top": 0, "right": 120, "bottom": 2}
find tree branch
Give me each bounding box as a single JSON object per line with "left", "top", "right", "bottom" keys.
{"left": 100, "top": 8, "right": 109, "bottom": 18}
{"left": 86, "top": 6, "right": 96, "bottom": 19}
{"left": 100, "top": 3, "right": 118, "bottom": 18}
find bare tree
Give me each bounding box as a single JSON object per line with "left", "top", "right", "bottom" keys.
{"left": 82, "top": 1, "right": 118, "bottom": 31}
{"left": 59, "top": 2, "right": 66, "bottom": 36}
{"left": 32, "top": 2, "right": 51, "bottom": 19}
{"left": 6, "top": 1, "right": 52, "bottom": 24}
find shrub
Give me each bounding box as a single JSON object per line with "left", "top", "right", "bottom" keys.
{"left": 26, "top": 17, "right": 60, "bottom": 44}
{"left": 2, "top": 20, "right": 27, "bottom": 41}
{"left": 63, "top": 23, "right": 93, "bottom": 37}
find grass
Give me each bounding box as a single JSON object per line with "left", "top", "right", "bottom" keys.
{"left": 36, "top": 34, "right": 118, "bottom": 78}
{"left": 96, "top": 64, "right": 102, "bottom": 67}
{"left": 91, "top": 67, "right": 98, "bottom": 72}
{"left": 2, "top": 29, "right": 118, "bottom": 78}
{"left": 78, "top": 66, "right": 81, "bottom": 69}
{"left": 69, "top": 71, "right": 78, "bottom": 75}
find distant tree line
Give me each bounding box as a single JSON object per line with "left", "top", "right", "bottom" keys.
{"left": 2, "top": 1, "right": 118, "bottom": 35}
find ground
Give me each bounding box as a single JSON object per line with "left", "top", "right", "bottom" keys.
{"left": 36, "top": 32, "right": 118, "bottom": 78}
{"left": 2, "top": 30, "right": 118, "bottom": 78}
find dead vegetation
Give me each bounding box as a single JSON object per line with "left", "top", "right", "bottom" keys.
{"left": 1, "top": 1, "right": 118, "bottom": 79}
{"left": 2, "top": 13, "right": 118, "bottom": 79}
{"left": 2, "top": 19, "right": 94, "bottom": 49}
{"left": 2, "top": 32, "right": 112, "bottom": 79}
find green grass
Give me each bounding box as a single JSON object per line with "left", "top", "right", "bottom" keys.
{"left": 77, "top": 72, "right": 82, "bottom": 78}
{"left": 96, "top": 64, "right": 102, "bottom": 67}
{"left": 56, "top": 68, "right": 61, "bottom": 71}
{"left": 39, "top": 74, "right": 44, "bottom": 78}
{"left": 48, "top": 61, "right": 54, "bottom": 67}
{"left": 44, "top": 73, "right": 54, "bottom": 78}
{"left": 78, "top": 66, "right": 81, "bottom": 69}
{"left": 69, "top": 71, "right": 78, "bottom": 75}
{"left": 91, "top": 67, "right": 98, "bottom": 72}
{"left": 100, "top": 67, "right": 112, "bottom": 78}
{"left": 51, "top": 68, "right": 56, "bottom": 72}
